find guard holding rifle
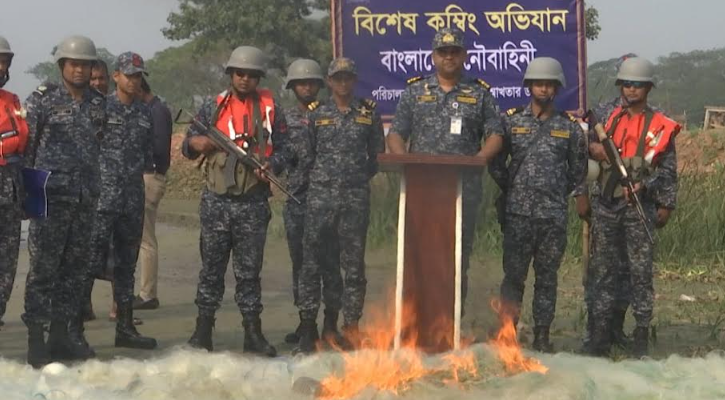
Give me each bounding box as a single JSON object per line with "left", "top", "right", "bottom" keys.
{"left": 583, "top": 57, "right": 679, "bottom": 357}
{"left": 183, "top": 45, "right": 289, "bottom": 357}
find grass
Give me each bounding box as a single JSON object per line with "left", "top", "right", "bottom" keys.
{"left": 363, "top": 166, "right": 725, "bottom": 274}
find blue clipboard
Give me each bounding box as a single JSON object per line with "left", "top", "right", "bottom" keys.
{"left": 22, "top": 167, "right": 51, "bottom": 219}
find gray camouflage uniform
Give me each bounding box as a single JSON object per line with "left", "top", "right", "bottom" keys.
{"left": 587, "top": 104, "right": 678, "bottom": 337}
{"left": 489, "top": 105, "right": 587, "bottom": 327}
{"left": 390, "top": 74, "right": 503, "bottom": 303}
{"left": 282, "top": 106, "right": 342, "bottom": 310}
{"left": 83, "top": 91, "right": 153, "bottom": 305}
{"left": 0, "top": 88, "right": 24, "bottom": 322}
{"left": 182, "top": 95, "right": 289, "bottom": 319}
{"left": 297, "top": 97, "right": 385, "bottom": 325}
{"left": 22, "top": 82, "right": 105, "bottom": 325}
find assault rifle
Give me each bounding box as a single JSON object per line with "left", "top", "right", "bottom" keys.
{"left": 176, "top": 109, "right": 301, "bottom": 205}
{"left": 586, "top": 110, "right": 654, "bottom": 244}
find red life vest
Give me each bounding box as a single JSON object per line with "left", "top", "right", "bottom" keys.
{"left": 0, "top": 89, "right": 29, "bottom": 166}
{"left": 214, "top": 89, "right": 275, "bottom": 158}
{"left": 605, "top": 106, "right": 681, "bottom": 163}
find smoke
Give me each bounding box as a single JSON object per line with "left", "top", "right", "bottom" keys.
{"left": 2, "top": 346, "right": 725, "bottom": 400}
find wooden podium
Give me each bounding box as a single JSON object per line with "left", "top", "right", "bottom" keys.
{"left": 379, "top": 153, "right": 487, "bottom": 353}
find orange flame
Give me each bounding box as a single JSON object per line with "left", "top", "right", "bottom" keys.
{"left": 317, "top": 298, "right": 547, "bottom": 399}
{"left": 489, "top": 300, "right": 548, "bottom": 374}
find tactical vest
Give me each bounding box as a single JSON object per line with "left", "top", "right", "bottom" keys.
{"left": 0, "top": 89, "right": 29, "bottom": 166}
{"left": 205, "top": 89, "right": 275, "bottom": 195}
{"left": 598, "top": 106, "right": 680, "bottom": 199}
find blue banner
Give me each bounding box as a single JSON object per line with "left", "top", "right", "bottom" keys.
{"left": 332, "top": 0, "right": 587, "bottom": 120}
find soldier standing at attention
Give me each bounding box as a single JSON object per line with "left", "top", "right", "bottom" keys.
{"left": 22, "top": 36, "right": 105, "bottom": 368}
{"left": 281, "top": 59, "right": 344, "bottom": 346}
{"left": 0, "top": 36, "right": 29, "bottom": 329}
{"left": 296, "top": 58, "right": 385, "bottom": 354}
{"left": 583, "top": 57, "right": 679, "bottom": 357}
{"left": 184, "top": 46, "right": 289, "bottom": 357}
{"left": 488, "top": 57, "right": 588, "bottom": 352}
{"left": 81, "top": 52, "right": 158, "bottom": 353}
{"left": 386, "top": 27, "right": 504, "bottom": 311}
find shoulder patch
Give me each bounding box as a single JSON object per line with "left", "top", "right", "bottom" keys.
{"left": 562, "top": 111, "right": 578, "bottom": 123}
{"left": 363, "top": 98, "right": 376, "bottom": 109}
{"left": 34, "top": 83, "right": 57, "bottom": 96}
{"left": 307, "top": 101, "right": 320, "bottom": 111}
{"left": 506, "top": 106, "right": 525, "bottom": 116}
{"left": 407, "top": 76, "right": 423, "bottom": 85}
{"left": 477, "top": 79, "right": 491, "bottom": 90}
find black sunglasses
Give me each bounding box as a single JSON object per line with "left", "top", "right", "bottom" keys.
{"left": 620, "top": 80, "right": 648, "bottom": 89}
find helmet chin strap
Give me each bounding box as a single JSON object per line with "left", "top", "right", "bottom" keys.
{"left": 534, "top": 95, "right": 554, "bottom": 119}
{"left": 0, "top": 70, "right": 8, "bottom": 88}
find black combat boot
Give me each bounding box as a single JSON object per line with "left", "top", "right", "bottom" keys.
{"left": 242, "top": 317, "right": 277, "bottom": 357}
{"left": 115, "top": 302, "right": 157, "bottom": 349}
{"left": 587, "top": 320, "right": 611, "bottom": 357}
{"left": 632, "top": 326, "right": 649, "bottom": 358}
{"left": 48, "top": 319, "right": 90, "bottom": 361}
{"left": 285, "top": 322, "right": 302, "bottom": 344}
{"left": 342, "top": 321, "right": 367, "bottom": 349}
{"left": 27, "top": 323, "right": 51, "bottom": 369}
{"left": 68, "top": 316, "right": 96, "bottom": 359}
{"left": 322, "top": 309, "right": 352, "bottom": 350}
{"left": 532, "top": 326, "right": 554, "bottom": 353}
{"left": 295, "top": 318, "right": 319, "bottom": 355}
{"left": 188, "top": 315, "right": 215, "bottom": 351}
{"left": 610, "top": 308, "right": 631, "bottom": 348}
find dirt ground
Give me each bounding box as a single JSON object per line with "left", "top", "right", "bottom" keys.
{"left": 1, "top": 196, "right": 724, "bottom": 364}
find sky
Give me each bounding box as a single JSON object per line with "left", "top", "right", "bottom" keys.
{"left": 2, "top": 0, "right": 724, "bottom": 98}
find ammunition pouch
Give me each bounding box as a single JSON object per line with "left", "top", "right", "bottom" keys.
{"left": 204, "top": 151, "right": 261, "bottom": 196}
{"left": 598, "top": 156, "right": 653, "bottom": 199}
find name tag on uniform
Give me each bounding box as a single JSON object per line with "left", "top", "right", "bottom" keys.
{"left": 355, "top": 116, "right": 373, "bottom": 125}
{"left": 416, "top": 95, "right": 437, "bottom": 103}
{"left": 511, "top": 127, "right": 530, "bottom": 134}
{"left": 456, "top": 95, "right": 477, "bottom": 105}
{"left": 138, "top": 120, "right": 151, "bottom": 129}
{"left": 107, "top": 117, "right": 124, "bottom": 125}
{"left": 315, "top": 118, "right": 335, "bottom": 127}
{"left": 550, "top": 129, "right": 570, "bottom": 139}
{"left": 450, "top": 116, "right": 462, "bottom": 135}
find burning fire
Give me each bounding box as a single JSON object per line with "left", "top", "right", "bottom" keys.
{"left": 316, "top": 299, "right": 547, "bottom": 399}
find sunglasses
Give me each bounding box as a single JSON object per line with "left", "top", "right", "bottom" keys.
{"left": 620, "top": 81, "right": 648, "bottom": 89}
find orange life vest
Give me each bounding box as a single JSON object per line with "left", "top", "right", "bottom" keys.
{"left": 0, "top": 89, "right": 29, "bottom": 166}
{"left": 605, "top": 106, "right": 681, "bottom": 163}
{"left": 214, "top": 89, "right": 275, "bottom": 158}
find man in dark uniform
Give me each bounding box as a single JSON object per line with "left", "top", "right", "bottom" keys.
{"left": 281, "top": 58, "right": 344, "bottom": 345}
{"left": 489, "top": 57, "right": 588, "bottom": 352}
{"left": 0, "top": 36, "right": 29, "bottom": 329}
{"left": 296, "top": 58, "right": 385, "bottom": 353}
{"left": 185, "top": 46, "right": 289, "bottom": 357}
{"left": 22, "top": 35, "right": 105, "bottom": 368}
{"left": 387, "top": 27, "right": 504, "bottom": 310}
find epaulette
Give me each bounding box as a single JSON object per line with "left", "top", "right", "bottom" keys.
{"left": 407, "top": 76, "right": 423, "bottom": 85}
{"left": 307, "top": 101, "right": 320, "bottom": 111}
{"left": 562, "top": 111, "right": 578, "bottom": 123}
{"left": 362, "top": 98, "right": 377, "bottom": 109}
{"left": 506, "top": 106, "right": 525, "bottom": 116}
{"left": 33, "top": 82, "right": 57, "bottom": 96}
{"left": 477, "top": 78, "right": 491, "bottom": 90}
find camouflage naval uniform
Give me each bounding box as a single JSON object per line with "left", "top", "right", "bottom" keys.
{"left": 84, "top": 91, "right": 153, "bottom": 305}
{"left": 297, "top": 97, "right": 385, "bottom": 326}
{"left": 489, "top": 106, "right": 587, "bottom": 327}
{"left": 22, "top": 82, "right": 105, "bottom": 326}
{"left": 0, "top": 90, "right": 26, "bottom": 322}
{"left": 282, "top": 106, "right": 342, "bottom": 311}
{"left": 182, "top": 96, "right": 289, "bottom": 319}
{"left": 587, "top": 105, "right": 678, "bottom": 352}
{"left": 390, "top": 74, "right": 503, "bottom": 303}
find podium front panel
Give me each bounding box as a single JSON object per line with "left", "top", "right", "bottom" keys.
{"left": 401, "top": 164, "right": 458, "bottom": 352}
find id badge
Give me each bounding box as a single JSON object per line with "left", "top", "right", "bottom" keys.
{"left": 450, "top": 116, "right": 462, "bottom": 135}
